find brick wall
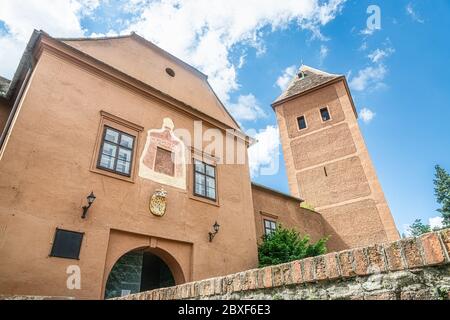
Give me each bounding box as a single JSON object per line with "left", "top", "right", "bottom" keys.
{"left": 297, "top": 157, "right": 371, "bottom": 207}
{"left": 115, "top": 229, "right": 450, "bottom": 300}
{"left": 291, "top": 123, "right": 356, "bottom": 169}
{"left": 281, "top": 85, "right": 344, "bottom": 139}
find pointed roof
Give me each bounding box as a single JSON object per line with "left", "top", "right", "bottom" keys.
{"left": 273, "top": 65, "right": 343, "bottom": 105}
{"left": 59, "top": 33, "right": 241, "bottom": 130}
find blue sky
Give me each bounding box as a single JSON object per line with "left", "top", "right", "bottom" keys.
{"left": 0, "top": 0, "right": 449, "bottom": 233}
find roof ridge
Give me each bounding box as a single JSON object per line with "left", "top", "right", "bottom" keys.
{"left": 55, "top": 31, "right": 241, "bottom": 130}
{"left": 299, "top": 64, "right": 342, "bottom": 77}
{"left": 59, "top": 32, "right": 209, "bottom": 80}
{"left": 56, "top": 33, "right": 133, "bottom": 42}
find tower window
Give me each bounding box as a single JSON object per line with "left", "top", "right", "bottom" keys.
{"left": 320, "top": 107, "right": 331, "bottom": 122}
{"left": 297, "top": 116, "right": 307, "bottom": 130}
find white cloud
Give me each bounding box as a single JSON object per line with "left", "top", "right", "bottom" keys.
{"left": 349, "top": 64, "right": 387, "bottom": 91}
{"left": 248, "top": 125, "right": 280, "bottom": 177}
{"left": 368, "top": 47, "right": 395, "bottom": 63}
{"left": 360, "top": 27, "right": 376, "bottom": 36}
{"left": 359, "top": 41, "right": 368, "bottom": 51}
{"left": 319, "top": 44, "right": 329, "bottom": 65}
{"left": 227, "top": 94, "right": 267, "bottom": 122}
{"left": 0, "top": 0, "right": 346, "bottom": 120}
{"left": 359, "top": 107, "right": 375, "bottom": 124}
{"left": 429, "top": 216, "right": 444, "bottom": 230}
{"left": 406, "top": 3, "right": 424, "bottom": 24}
{"left": 0, "top": 0, "right": 101, "bottom": 78}
{"left": 276, "top": 65, "right": 297, "bottom": 91}
{"left": 122, "top": 0, "right": 346, "bottom": 104}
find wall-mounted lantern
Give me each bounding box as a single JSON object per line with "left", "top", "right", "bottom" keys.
{"left": 81, "top": 191, "right": 96, "bottom": 219}
{"left": 208, "top": 221, "right": 220, "bottom": 242}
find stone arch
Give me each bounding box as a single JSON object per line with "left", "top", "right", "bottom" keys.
{"left": 101, "top": 230, "right": 192, "bottom": 299}
{"left": 104, "top": 246, "right": 185, "bottom": 299}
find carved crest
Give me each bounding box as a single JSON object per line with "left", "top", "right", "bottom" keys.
{"left": 149, "top": 187, "right": 168, "bottom": 217}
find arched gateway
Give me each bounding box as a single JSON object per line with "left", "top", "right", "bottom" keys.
{"left": 104, "top": 248, "right": 178, "bottom": 299}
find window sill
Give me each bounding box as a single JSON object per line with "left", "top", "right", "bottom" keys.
{"left": 188, "top": 193, "right": 220, "bottom": 207}
{"left": 89, "top": 167, "right": 135, "bottom": 183}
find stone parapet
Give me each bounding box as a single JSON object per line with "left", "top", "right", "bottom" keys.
{"left": 115, "top": 229, "right": 450, "bottom": 300}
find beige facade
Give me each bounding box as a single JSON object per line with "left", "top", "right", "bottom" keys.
{"left": 251, "top": 183, "right": 346, "bottom": 252}
{"left": 0, "top": 31, "right": 257, "bottom": 299}
{"left": 0, "top": 31, "right": 398, "bottom": 299}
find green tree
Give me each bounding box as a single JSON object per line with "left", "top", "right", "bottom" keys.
{"left": 407, "top": 219, "right": 431, "bottom": 237}
{"left": 258, "top": 225, "right": 328, "bottom": 267}
{"left": 434, "top": 165, "right": 450, "bottom": 227}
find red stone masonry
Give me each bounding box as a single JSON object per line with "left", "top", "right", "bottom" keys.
{"left": 115, "top": 229, "right": 450, "bottom": 300}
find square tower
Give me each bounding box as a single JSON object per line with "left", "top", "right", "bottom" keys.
{"left": 273, "top": 65, "right": 399, "bottom": 248}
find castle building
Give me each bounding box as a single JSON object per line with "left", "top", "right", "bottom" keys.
{"left": 0, "top": 31, "right": 398, "bottom": 299}
{"left": 273, "top": 66, "right": 400, "bottom": 248}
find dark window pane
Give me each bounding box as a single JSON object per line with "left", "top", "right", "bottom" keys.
{"left": 120, "top": 134, "right": 134, "bottom": 149}
{"left": 320, "top": 107, "right": 331, "bottom": 121}
{"left": 116, "top": 160, "right": 131, "bottom": 174}
{"left": 297, "top": 116, "right": 307, "bottom": 130}
{"left": 100, "top": 154, "right": 115, "bottom": 170}
{"left": 206, "top": 176, "right": 215, "bottom": 188}
{"left": 105, "top": 128, "right": 119, "bottom": 143}
{"left": 118, "top": 148, "right": 132, "bottom": 162}
{"left": 102, "top": 142, "right": 117, "bottom": 157}
{"left": 206, "top": 187, "right": 216, "bottom": 200}
{"left": 195, "top": 160, "right": 205, "bottom": 173}
{"left": 195, "top": 183, "right": 205, "bottom": 196}
{"left": 50, "top": 229, "right": 84, "bottom": 260}
{"left": 205, "top": 165, "right": 215, "bottom": 177}
{"left": 195, "top": 173, "right": 205, "bottom": 186}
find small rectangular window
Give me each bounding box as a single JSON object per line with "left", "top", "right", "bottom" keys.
{"left": 50, "top": 229, "right": 84, "bottom": 260}
{"left": 320, "top": 107, "right": 331, "bottom": 122}
{"left": 194, "top": 160, "right": 216, "bottom": 201}
{"left": 264, "top": 219, "right": 277, "bottom": 236}
{"left": 297, "top": 116, "right": 307, "bottom": 130}
{"left": 97, "top": 126, "right": 135, "bottom": 176}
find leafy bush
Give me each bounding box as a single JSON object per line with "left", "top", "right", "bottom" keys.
{"left": 258, "top": 225, "right": 328, "bottom": 267}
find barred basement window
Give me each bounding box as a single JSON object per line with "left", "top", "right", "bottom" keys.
{"left": 194, "top": 160, "right": 216, "bottom": 201}
{"left": 264, "top": 219, "right": 277, "bottom": 236}
{"left": 97, "top": 126, "right": 135, "bottom": 177}
{"left": 50, "top": 229, "right": 84, "bottom": 260}
{"left": 297, "top": 116, "right": 307, "bottom": 130}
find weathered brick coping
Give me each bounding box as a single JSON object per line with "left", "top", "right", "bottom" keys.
{"left": 115, "top": 229, "right": 450, "bottom": 300}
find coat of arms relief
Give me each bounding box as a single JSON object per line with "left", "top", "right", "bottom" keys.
{"left": 149, "top": 187, "right": 168, "bottom": 217}
{"left": 138, "top": 118, "right": 187, "bottom": 217}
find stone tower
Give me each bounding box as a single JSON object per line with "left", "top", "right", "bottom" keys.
{"left": 273, "top": 65, "right": 399, "bottom": 248}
